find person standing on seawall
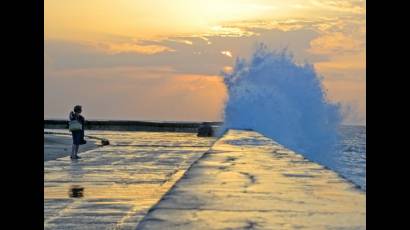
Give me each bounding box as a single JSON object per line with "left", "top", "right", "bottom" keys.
{"left": 69, "top": 105, "right": 86, "bottom": 160}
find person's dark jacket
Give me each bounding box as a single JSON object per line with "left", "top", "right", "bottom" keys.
{"left": 69, "top": 111, "right": 86, "bottom": 144}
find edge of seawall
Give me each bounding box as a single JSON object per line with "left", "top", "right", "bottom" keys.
{"left": 44, "top": 119, "right": 222, "bottom": 132}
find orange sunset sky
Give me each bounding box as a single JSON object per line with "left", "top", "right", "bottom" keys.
{"left": 44, "top": 0, "right": 365, "bottom": 125}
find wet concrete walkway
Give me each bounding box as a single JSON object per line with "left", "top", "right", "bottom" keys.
{"left": 44, "top": 134, "right": 101, "bottom": 161}
{"left": 137, "top": 130, "right": 366, "bottom": 229}
{"left": 44, "top": 131, "right": 216, "bottom": 230}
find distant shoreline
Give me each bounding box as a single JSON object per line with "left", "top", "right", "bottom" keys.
{"left": 44, "top": 118, "right": 223, "bottom": 123}
{"left": 44, "top": 119, "right": 363, "bottom": 136}
{"left": 44, "top": 119, "right": 222, "bottom": 132}
{"left": 44, "top": 119, "right": 363, "bottom": 126}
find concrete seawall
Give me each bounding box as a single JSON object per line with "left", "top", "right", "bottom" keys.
{"left": 44, "top": 120, "right": 222, "bottom": 132}
{"left": 43, "top": 128, "right": 365, "bottom": 229}
{"left": 137, "top": 129, "right": 365, "bottom": 229}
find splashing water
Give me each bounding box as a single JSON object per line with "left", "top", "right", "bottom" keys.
{"left": 220, "top": 44, "right": 342, "bottom": 169}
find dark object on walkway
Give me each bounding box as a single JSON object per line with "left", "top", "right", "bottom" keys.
{"left": 69, "top": 185, "right": 84, "bottom": 198}
{"left": 197, "top": 122, "right": 213, "bottom": 137}
{"left": 70, "top": 155, "right": 81, "bottom": 160}
{"left": 101, "top": 139, "right": 110, "bottom": 146}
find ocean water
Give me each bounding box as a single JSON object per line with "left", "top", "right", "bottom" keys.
{"left": 336, "top": 125, "right": 366, "bottom": 191}
{"left": 219, "top": 45, "right": 365, "bottom": 191}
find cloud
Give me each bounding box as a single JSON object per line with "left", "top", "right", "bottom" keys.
{"left": 45, "top": 66, "right": 226, "bottom": 121}
{"left": 45, "top": 13, "right": 365, "bottom": 124}
{"left": 221, "top": 51, "right": 233, "bottom": 57}
{"left": 45, "top": 28, "right": 323, "bottom": 74}
{"left": 309, "top": 0, "right": 365, "bottom": 15}
{"left": 95, "top": 42, "right": 175, "bottom": 54}
{"left": 309, "top": 32, "right": 363, "bottom": 55}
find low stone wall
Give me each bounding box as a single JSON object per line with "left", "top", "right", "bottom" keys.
{"left": 44, "top": 119, "right": 222, "bottom": 133}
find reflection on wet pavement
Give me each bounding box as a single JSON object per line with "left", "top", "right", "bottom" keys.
{"left": 137, "top": 130, "right": 366, "bottom": 230}
{"left": 69, "top": 185, "right": 84, "bottom": 198}
{"left": 44, "top": 130, "right": 216, "bottom": 230}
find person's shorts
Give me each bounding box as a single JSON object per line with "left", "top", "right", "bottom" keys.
{"left": 71, "top": 131, "right": 83, "bottom": 145}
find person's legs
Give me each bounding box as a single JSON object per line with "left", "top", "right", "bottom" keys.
{"left": 71, "top": 131, "right": 81, "bottom": 159}
{"left": 71, "top": 144, "right": 77, "bottom": 159}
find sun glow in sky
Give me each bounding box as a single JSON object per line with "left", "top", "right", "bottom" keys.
{"left": 46, "top": 0, "right": 284, "bottom": 40}
{"left": 45, "top": 0, "right": 366, "bottom": 124}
